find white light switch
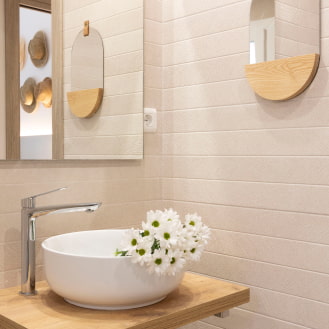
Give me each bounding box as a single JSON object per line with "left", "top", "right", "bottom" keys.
{"left": 144, "top": 108, "right": 157, "bottom": 133}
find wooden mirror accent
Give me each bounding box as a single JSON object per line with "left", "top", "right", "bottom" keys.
{"left": 246, "top": 0, "right": 320, "bottom": 101}
{"left": 67, "top": 88, "right": 103, "bottom": 118}
{"left": 67, "top": 26, "right": 104, "bottom": 119}
{"left": 245, "top": 53, "right": 320, "bottom": 101}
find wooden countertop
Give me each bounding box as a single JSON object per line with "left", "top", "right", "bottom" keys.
{"left": 0, "top": 272, "right": 249, "bottom": 329}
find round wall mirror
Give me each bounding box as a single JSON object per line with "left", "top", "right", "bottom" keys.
{"left": 246, "top": 0, "right": 320, "bottom": 101}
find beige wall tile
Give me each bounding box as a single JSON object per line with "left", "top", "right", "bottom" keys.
{"left": 104, "top": 72, "right": 143, "bottom": 97}
{"left": 179, "top": 322, "right": 214, "bottom": 329}
{"left": 163, "top": 79, "right": 255, "bottom": 110}
{"left": 144, "top": 42, "right": 163, "bottom": 67}
{"left": 163, "top": 28, "right": 249, "bottom": 66}
{"left": 103, "top": 29, "right": 143, "bottom": 58}
{"left": 161, "top": 98, "right": 329, "bottom": 133}
{"left": 144, "top": 65, "right": 163, "bottom": 89}
{"left": 204, "top": 308, "right": 306, "bottom": 329}
{"left": 104, "top": 51, "right": 143, "bottom": 77}
{"left": 163, "top": 54, "right": 246, "bottom": 89}
{"left": 144, "top": 19, "right": 163, "bottom": 44}
{"left": 193, "top": 252, "right": 329, "bottom": 304}
{"left": 162, "top": 0, "right": 239, "bottom": 22}
{"left": 163, "top": 1, "right": 249, "bottom": 44}
{"left": 240, "top": 286, "right": 329, "bottom": 329}
{"left": 208, "top": 230, "right": 329, "bottom": 274}
{"left": 162, "top": 128, "right": 329, "bottom": 156}
{"left": 1, "top": 2, "right": 329, "bottom": 329}
{"left": 163, "top": 201, "right": 329, "bottom": 245}
{"left": 162, "top": 156, "right": 329, "bottom": 186}
{"left": 163, "top": 178, "right": 329, "bottom": 216}
{"left": 64, "top": 0, "right": 142, "bottom": 30}
{"left": 144, "top": 0, "right": 162, "bottom": 21}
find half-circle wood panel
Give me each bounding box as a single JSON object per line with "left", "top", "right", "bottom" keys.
{"left": 245, "top": 53, "right": 320, "bottom": 101}
{"left": 67, "top": 88, "right": 103, "bottom": 118}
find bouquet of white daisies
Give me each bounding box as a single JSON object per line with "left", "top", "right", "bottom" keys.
{"left": 116, "top": 209, "right": 210, "bottom": 276}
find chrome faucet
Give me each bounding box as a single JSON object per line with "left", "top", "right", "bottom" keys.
{"left": 20, "top": 187, "right": 101, "bottom": 296}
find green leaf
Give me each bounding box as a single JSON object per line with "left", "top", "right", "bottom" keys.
{"left": 151, "top": 238, "right": 160, "bottom": 254}
{"left": 115, "top": 248, "right": 129, "bottom": 257}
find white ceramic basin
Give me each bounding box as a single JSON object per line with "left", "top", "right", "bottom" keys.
{"left": 42, "top": 229, "right": 184, "bottom": 310}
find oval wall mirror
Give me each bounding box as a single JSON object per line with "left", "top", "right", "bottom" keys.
{"left": 245, "top": 0, "right": 320, "bottom": 101}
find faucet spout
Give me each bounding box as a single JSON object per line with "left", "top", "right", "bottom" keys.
{"left": 20, "top": 188, "right": 101, "bottom": 296}
{"left": 25, "top": 202, "right": 101, "bottom": 219}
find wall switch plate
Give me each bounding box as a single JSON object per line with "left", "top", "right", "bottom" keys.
{"left": 144, "top": 108, "right": 157, "bottom": 133}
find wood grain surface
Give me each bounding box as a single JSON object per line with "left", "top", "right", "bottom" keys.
{"left": 0, "top": 272, "right": 249, "bottom": 329}
{"left": 67, "top": 88, "right": 103, "bottom": 118}
{"left": 245, "top": 53, "right": 320, "bottom": 101}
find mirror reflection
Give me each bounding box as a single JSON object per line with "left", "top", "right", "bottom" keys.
{"left": 20, "top": 6, "right": 52, "bottom": 159}
{"left": 250, "top": 0, "right": 320, "bottom": 64}
{"left": 2, "top": 0, "right": 144, "bottom": 160}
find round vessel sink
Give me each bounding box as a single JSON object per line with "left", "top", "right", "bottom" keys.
{"left": 42, "top": 229, "right": 184, "bottom": 310}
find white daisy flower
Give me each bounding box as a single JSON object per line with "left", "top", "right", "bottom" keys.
{"left": 147, "top": 249, "right": 170, "bottom": 276}
{"left": 166, "top": 249, "right": 186, "bottom": 276}
{"left": 163, "top": 208, "right": 180, "bottom": 222}
{"left": 188, "top": 244, "right": 204, "bottom": 261}
{"left": 119, "top": 228, "right": 141, "bottom": 255}
{"left": 116, "top": 209, "right": 210, "bottom": 276}
{"left": 130, "top": 235, "right": 154, "bottom": 265}
{"left": 156, "top": 219, "right": 182, "bottom": 249}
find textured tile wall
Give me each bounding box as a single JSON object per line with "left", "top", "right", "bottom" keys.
{"left": 276, "top": 0, "right": 319, "bottom": 58}
{"left": 1, "top": 2, "right": 329, "bottom": 329}
{"left": 162, "top": 1, "right": 329, "bottom": 328}
{"left": 0, "top": 0, "right": 162, "bottom": 289}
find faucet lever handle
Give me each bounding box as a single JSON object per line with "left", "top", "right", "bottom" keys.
{"left": 21, "top": 187, "right": 67, "bottom": 208}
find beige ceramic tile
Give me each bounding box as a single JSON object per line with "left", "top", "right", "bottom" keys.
{"left": 144, "top": 19, "right": 163, "bottom": 44}
{"left": 162, "top": 178, "right": 329, "bottom": 216}
{"left": 164, "top": 201, "right": 329, "bottom": 245}
{"left": 103, "top": 29, "right": 143, "bottom": 58}
{"left": 162, "top": 96, "right": 329, "bottom": 133}
{"left": 163, "top": 53, "right": 246, "bottom": 89}
{"left": 204, "top": 308, "right": 301, "bottom": 329}
{"left": 208, "top": 229, "right": 329, "bottom": 274}
{"left": 64, "top": 0, "right": 142, "bottom": 30}
{"left": 161, "top": 156, "right": 329, "bottom": 186}
{"left": 162, "top": 128, "right": 329, "bottom": 156}
{"left": 162, "top": 0, "right": 238, "bottom": 22}
{"left": 104, "top": 71, "right": 143, "bottom": 97}
{"left": 179, "top": 322, "right": 213, "bottom": 329}
{"left": 193, "top": 252, "right": 329, "bottom": 303}
{"left": 63, "top": 0, "right": 100, "bottom": 13}
{"left": 163, "top": 27, "right": 249, "bottom": 66}
{"left": 144, "top": 0, "right": 163, "bottom": 21}
{"left": 163, "top": 79, "right": 255, "bottom": 110}
{"left": 163, "top": 1, "right": 249, "bottom": 44}
{"left": 144, "top": 65, "right": 163, "bottom": 89}
{"left": 0, "top": 270, "right": 20, "bottom": 289}
{"left": 144, "top": 43, "right": 163, "bottom": 67}
{"left": 64, "top": 135, "right": 143, "bottom": 158}
{"left": 65, "top": 114, "right": 142, "bottom": 138}
{"left": 94, "top": 8, "right": 143, "bottom": 38}
{"left": 241, "top": 286, "right": 329, "bottom": 329}
{"left": 105, "top": 51, "right": 143, "bottom": 77}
